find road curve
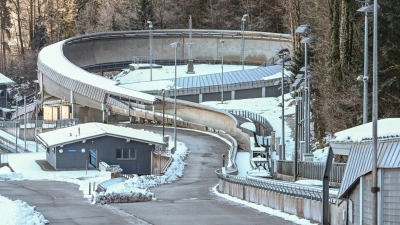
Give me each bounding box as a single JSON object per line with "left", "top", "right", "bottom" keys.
{"left": 113, "top": 125, "right": 296, "bottom": 225}
{"left": 0, "top": 126, "right": 295, "bottom": 225}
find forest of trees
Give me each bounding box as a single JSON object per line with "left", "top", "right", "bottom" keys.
{"left": 0, "top": 0, "right": 399, "bottom": 143}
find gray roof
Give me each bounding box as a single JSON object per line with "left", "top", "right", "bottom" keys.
{"left": 36, "top": 122, "right": 166, "bottom": 148}
{"left": 0, "top": 73, "right": 15, "bottom": 85}
{"left": 336, "top": 138, "right": 400, "bottom": 198}
{"left": 171, "top": 65, "right": 282, "bottom": 89}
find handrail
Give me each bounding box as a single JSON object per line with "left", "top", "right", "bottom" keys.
{"left": 63, "top": 29, "right": 291, "bottom": 46}
{"left": 216, "top": 170, "right": 337, "bottom": 204}
{"left": 275, "top": 160, "right": 346, "bottom": 183}
{"left": 226, "top": 109, "right": 274, "bottom": 136}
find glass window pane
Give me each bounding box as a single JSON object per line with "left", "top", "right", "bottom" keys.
{"left": 130, "top": 149, "right": 136, "bottom": 159}
{"left": 116, "top": 149, "right": 122, "bottom": 158}
{"left": 123, "top": 149, "right": 129, "bottom": 158}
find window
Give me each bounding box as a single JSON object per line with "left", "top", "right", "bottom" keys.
{"left": 116, "top": 148, "right": 136, "bottom": 159}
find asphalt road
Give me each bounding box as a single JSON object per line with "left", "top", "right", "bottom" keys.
{"left": 0, "top": 125, "right": 296, "bottom": 225}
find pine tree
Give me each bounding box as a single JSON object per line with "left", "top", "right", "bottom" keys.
{"left": 0, "top": 0, "right": 12, "bottom": 73}
{"left": 136, "top": 0, "right": 154, "bottom": 29}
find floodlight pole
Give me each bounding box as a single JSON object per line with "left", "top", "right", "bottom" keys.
{"left": 148, "top": 21, "right": 153, "bottom": 81}
{"left": 162, "top": 89, "right": 165, "bottom": 138}
{"left": 363, "top": 6, "right": 369, "bottom": 124}
{"left": 304, "top": 41, "right": 310, "bottom": 154}
{"left": 170, "top": 42, "right": 180, "bottom": 154}
{"left": 281, "top": 57, "right": 285, "bottom": 159}
{"left": 241, "top": 14, "right": 248, "bottom": 70}
{"left": 371, "top": 0, "right": 379, "bottom": 224}
{"left": 220, "top": 40, "right": 225, "bottom": 104}
{"left": 34, "top": 80, "right": 39, "bottom": 152}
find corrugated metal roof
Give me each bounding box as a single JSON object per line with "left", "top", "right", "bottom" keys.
{"left": 170, "top": 65, "right": 281, "bottom": 89}
{"left": 0, "top": 73, "right": 15, "bottom": 85}
{"left": 336, "top": 138, "right": 400, "bottom": 198}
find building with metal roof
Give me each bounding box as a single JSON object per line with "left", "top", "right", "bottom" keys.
{"left": 329, "top": 119, "right": 400, "bottom": 224}
{"left": 36, "top": 122, "right": 166, "bottom": 174}
{"left": 143, "top": 65, "right": 290, "bottom": 103}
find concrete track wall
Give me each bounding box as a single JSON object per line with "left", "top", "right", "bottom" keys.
{"left": 63, "top": 31, "right": 290, "bottom": 67}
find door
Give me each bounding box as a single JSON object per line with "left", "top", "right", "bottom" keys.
{"left": 89, "top": 149, "right": 97, "bottom": 168}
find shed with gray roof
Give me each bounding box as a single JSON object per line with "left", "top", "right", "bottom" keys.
{"left": 36, "top": 122, "right": 167, "bottom": 175}
{"left": 329, "top": 118, "right": 400, "bottom": 224}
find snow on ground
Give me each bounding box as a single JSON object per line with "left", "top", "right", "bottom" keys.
{"left": 236, "top": 152, "right": 252, "bottom": 177}
{"left": 201, "top": 94, "right": 296, "bottom": 160}
{"left": 0, "top": 195, "right": 49, "bottom": 225}
{"left": 211, "top": 185, "right": 317, "bottom": 225}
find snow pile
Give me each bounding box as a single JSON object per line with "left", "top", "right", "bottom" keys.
{"left": 312, "top": 147, "right": 329, "bottom": 163}
{"left": 0, "top": 166, "right": 25, "bottom": 181}
{"left": 240, "top": 122, "right": 256, "bottom": 132}
{"left": 90, "top": 140, "right": 188, "bottom": 204}
{"left": 0, "top": 196, "right": 49, "bottom": 225}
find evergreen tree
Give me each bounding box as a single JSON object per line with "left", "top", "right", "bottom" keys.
{"left": 136, "top": 0, "right": 154, "bottom": 29}
{"left": 0, "top": 0, "right": 12, "bottom": 73}
{"left": 31, "top": 23, "right": 48, "bottom": 50}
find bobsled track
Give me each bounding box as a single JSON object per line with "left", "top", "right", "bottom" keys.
{"left": 25, "top": 29, "right": 345, "bottom": 224}
{"left": 36, "top": 29, "right": 291, "bottom": 153}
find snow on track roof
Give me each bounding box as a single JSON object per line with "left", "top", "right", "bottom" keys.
{"left": 38, "top": 41, "right": 156, "bottom": 103}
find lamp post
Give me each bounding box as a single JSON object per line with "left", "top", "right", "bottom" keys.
{"left": 220, "top": 40, "right": 225, "bottom": 104}
{"left": 274, "top": 48, "right": 290, "bottom": 160}
{"left": 34, "top": 80, "right": 39, "bottom": 152}
{"left": 371, "top": 0, "right": 379, "bottom": 223}
{"left": 147, "top": 21, "right": 153, "bottom": 81}
{"left": 357, "top": 2, "right": 378, "bottom": 124}
{"left": 241, "top": 14, "right": 248, "bottom": 70}
{"left": 296, "top": 25, "right": 315, "bottom": 154}
{"left": 170, "top": 42, "right": 180, "bottom": 154}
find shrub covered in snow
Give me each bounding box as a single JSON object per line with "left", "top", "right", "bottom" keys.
{"left": 92, "top": 191, "right": 153, "bottom": 204}
{"left": 92, "top": 141, "right": 188, "bottom": 204}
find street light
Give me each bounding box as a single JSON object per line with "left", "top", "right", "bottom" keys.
{"left": 241, "top": 14, "right": 248, "bottom": 70}
{"left": 170, "top": 42, "right": 180, "bottom": 154}
{"left": 220, "top": 40, "right": 225, "bottom": 104}
{"left": 147, "top": 21, "right": 153, "bottom": 81}
{"left": 371, "top": 0, "right": 379, "bottom": 223}
{"left": 34, "top": 80, "right": 39, "bottom": 152}
{"left": 273, "top": 48, "right": 290, "bottom": 160}
{"left": 296, "top": 24, "right": 314, "bottom": 154}
{"left": 357, "top": 2, "right": 379, "bottom": 124}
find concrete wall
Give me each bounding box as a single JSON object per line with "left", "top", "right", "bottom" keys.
{"left": 63, "top": 33, "right": 290, "bottom": 67}
{"left": 218, "top": 179, "right": 347, "bottom": 224}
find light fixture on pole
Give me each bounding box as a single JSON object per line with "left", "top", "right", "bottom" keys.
{"left": 371, "top": 0, "right": 379, "bottom": 223}
{"left": 273, "top": 48, "right": 290, "bottom": 160}
{"left": 220, "top": 40, "right": 225, "bottom": 104}
{"left": 34, "top": 80, "right": 40, "bottom": 152}
{"left": 357, "top": 2, "right": 379, "bottom": 124}
{"left": 296, "top": 24, "right": 314, "bottom": 154}
{"left": 241, "top": 14, "right": 248, "bottom": 70}
{"left": 170, "top": 42, "right": 180, "bottom": 154}
{"left": 147, "top": 21, "right": 153, "bottom": 81}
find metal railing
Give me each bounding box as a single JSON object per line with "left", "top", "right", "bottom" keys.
{"left": 226, "top": 109, "right": 273, "bottom": 136}
{"left": 0, "top": 118, "right": 79, "bottom": 129}
{"left": 81, "top": 59, "right": 266, "bottom": 73}
{"left": 276, "top": 160, "right": 346, "bottom": 183}
{"left": 216, "top": 170, "right": 337, "bottom": 203}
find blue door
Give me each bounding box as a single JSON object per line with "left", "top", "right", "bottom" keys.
{"left": 89, "top": 149, "right": 97, "bottom": 168}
